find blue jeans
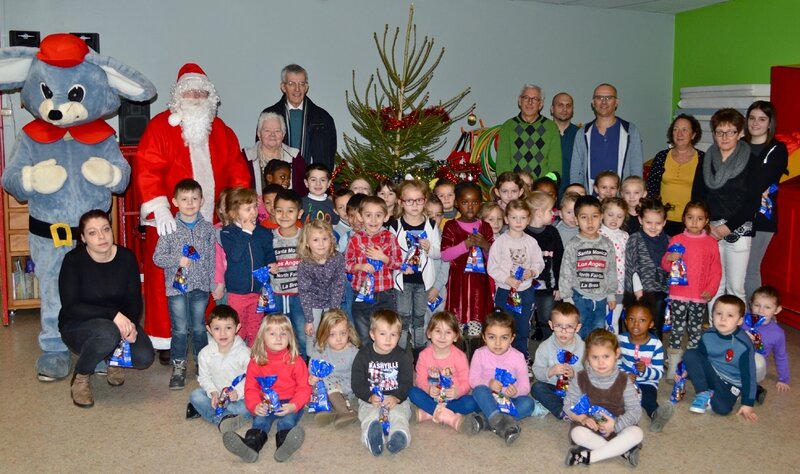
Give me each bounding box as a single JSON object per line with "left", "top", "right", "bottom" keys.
{"left": 494, "top": 286, "right": 535, "bottom": 360}
{"left": 61, "top": 318, "right": 154, "bottom": 375}
{"left": 352, "top": 290, "right": 396, "bottom": 346}
{"left": 188, "top": 388, "right": 252, "bottom": 424}
{"left": 683, "top": 348, "right": 740, "bottom": 415}
{"left": 408, "top": 386, "right": 477, "bottom": 415}
{"left": 534, "top": 290, "right": 555, "bottom": 339}
{"left": 252, "top": 406, "right": 304, "bottom": 433}
{"left": 531, "top": 382, "right": 565, "bottom": 418}
{"left": 275, "top": 294, "right": 307, "bottom": 358}
{"left": 168, "top": 289, "right": 210, "bottom": 362}
{"left": 639, "top": 383, "right": 659, "bottom": 418}
{"left": 396, "top": 283, "right": 428, "bottom": 350}
{"left": 342, "top": 283, "right": 355, "bottom": 326}
{"left": 471, "top": 385, "right": 534, "bottom": 420}
{"left": 572, "top": 290, "right": 607, "bottom": 340}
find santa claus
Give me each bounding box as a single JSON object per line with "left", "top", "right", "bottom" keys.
{"left": 135, "top": 64, "right": 249, "bottom": 358}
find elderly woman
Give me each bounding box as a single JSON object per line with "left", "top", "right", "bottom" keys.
{"left": 59, "top": 210, "right": 154, "bottom": 408}
{"left": 692, "top": 108, "right": 761, "bottom": 303}
{"left": 244, "top": 111, "right": 307, "bottom": 196}
{"left": 645, "top": 114, "right": 705, "bottom": 236}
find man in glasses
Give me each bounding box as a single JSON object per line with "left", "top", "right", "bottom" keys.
{"left": 262, "top": 64, "right": 337, "bottom": 171}
{"left": 570, "top": 83, "right": 643, "bottom": 190}
{"left": 496, "top": 84, "right": 562, "bottom": 181}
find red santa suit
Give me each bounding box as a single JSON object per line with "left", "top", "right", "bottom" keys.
{"left": 134, "top": 64, "right": 250, "bottom": 349}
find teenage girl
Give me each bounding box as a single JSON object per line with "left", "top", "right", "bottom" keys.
{"left": 220, "top": 187, "right": 276, "bottom": 346}
{"left": 599, "top": 197, "right": 629, "bottom": 334}
{"left": 223, "top": 314, "right": 310, "bottom": 463}
{"left": 564, "top": 329, "right": 643, "bottom": 467}
{"left": 493, "top": 171, "right": 525, "bottom": 210}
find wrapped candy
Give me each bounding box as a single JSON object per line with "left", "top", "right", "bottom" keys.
{"left": 554, "top": 349, "right": 579, "bottom": 397}
{"left": 670, "top": 361, "right": 687, "bottom": 403}
{"left": 427, "top": 295, "right": 443, "bottom": 312}
{"left": 371, "top": 386, "right": 390, "bottom": 435}
{"left": 618, "top": 308, "right": 626, "bottom": 329}
{"left": 257, "top": 375, "right": 282, "bottom": 414}
{"left": 605, "top": 308, "right": 615, "bottom": 332}
{"left": 355, "top": 258, "right": 383, "bottom": 303}
{"left": 570, "top": 394, "right": 616, "bottom": 424}
{"left": 759, "top": 183, "right": 779, "bottom": 220}
{"left": 215, "top": 373, "right": 246, "bottom": 419}
{"left": 667, "top": 243, "right": 688, "bottom": 286}
{"left": 108, "top": 339, "right": 132, "bottom": 367}
{"left": 662, "top": 299, "right": 673, "bottom": 333}
{"left": 172, "top": 244, "right": 201, "bottom": 292}
{"left": 744, "top": 313, "right": 766, "bottom": 354}
{"left": 492, "top": 368, "right": 519, "bottom": 417}
{"left": 464, "top": 229, "right": 486, "bottom": 274}
{"left": 253, "top": 266, "right": 278, "bottom": 313}
{"left": 307, "top": 359, "right": 335, "bottom": 413}
{"left": 437, "top": 373, "right": 453, "bottom": 404}
{"left": 505, "top": 267, "right": 525, "bottom": 315}
{"left": 401, "top": 231, "right": 427, "bottom": 273}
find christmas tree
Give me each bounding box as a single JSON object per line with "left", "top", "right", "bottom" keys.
{"left": 335, "top": 5, "right": 472, "bottom": 186}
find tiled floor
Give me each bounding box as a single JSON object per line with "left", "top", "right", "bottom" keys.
{"left": 2, "top": 309, "right": 800, "bottom": 473}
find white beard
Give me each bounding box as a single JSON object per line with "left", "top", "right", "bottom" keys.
{"left": 178, "top": 99, "right": 215, "bottom": 146}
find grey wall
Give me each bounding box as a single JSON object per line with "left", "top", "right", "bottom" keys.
{"left": 0, "top": 0, "right": 674, "bottom": 162}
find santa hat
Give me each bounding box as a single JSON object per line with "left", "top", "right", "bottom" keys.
{"left": 36, "top": 33, "right": 89, "bottom": 68}
{"left": 168, "top": 63, "right": 215, "bottom": 126}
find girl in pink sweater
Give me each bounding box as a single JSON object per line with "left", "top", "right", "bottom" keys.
{"left": 408, "top": 311, "right": 481, "bottom": 434}
{"left": 661, "top": 201, "right": 721, "bottom": 377}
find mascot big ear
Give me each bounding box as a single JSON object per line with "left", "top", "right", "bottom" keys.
{"left": 85, "top": 53, "right": 157, "bottom": 102}
{"left": 0, "top": 47, "right": 38, "bottom": 91}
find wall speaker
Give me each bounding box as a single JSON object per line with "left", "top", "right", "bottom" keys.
{"left": 69, "top": 32, "right": 99, "bottom": 53}
{"left": 9, "top": 30, "right": 40, "bottom": 47}
{"left": 118, "top": 99, "right": 150, "bottom": 145}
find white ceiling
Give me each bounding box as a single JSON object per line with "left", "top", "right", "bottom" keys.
{"left": 529, "top": 0, "right": 728, "bottom": 14}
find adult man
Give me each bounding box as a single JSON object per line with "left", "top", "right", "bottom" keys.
{"left": 495, "top": 84, "right": 562, "bottom": 179}
{"left": 135, "top": 63, "right": 250, "bottom": 356}
{"left": 551, "top": 92, "right": 580, "bottom": 195}
{"left": 262, "top": 64, "right": 337, "bottom": 171}
{"left": 570, "top": 83, "right": 643, "bottom": 189}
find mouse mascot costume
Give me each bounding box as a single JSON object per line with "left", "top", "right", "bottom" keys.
{"left": 134, "top": 64, "right": 249, "bottom": 357}
{"left": 0, "top": 34, "right": 156, "bottom": 381}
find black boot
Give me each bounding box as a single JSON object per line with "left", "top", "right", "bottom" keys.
{"left": 274, "top": 426, "right": 305, "bottom": 462}
{"left": 185, "top": 402, "right": 200, "bottom": 420}
{"left": 223, "top": 428, "right": 268, "bottom": 463}
{"left": 488, "top": 412, "right": 520, "bottom": 446}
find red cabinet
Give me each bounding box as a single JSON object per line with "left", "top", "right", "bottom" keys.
{"left": 762, "top": 175, "right": 800, "bottom": 329}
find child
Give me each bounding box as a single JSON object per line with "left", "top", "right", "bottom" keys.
{"left": 187, "top": 304, "right": 251, "bottom": 432}
{"left": 268, "top": 189, "right": 307, "bottom": 357}
{"left": 302, "top": 163, "right": 338, "bottom": 225}
{"left": 621, "top": 176, "right": 646, "bottom": 235}
{"left": 598, "top": 197, "right": 628, "bottom": 334}
{"left": 351, "top": 310, "right": 414, "bottom": 456}
{"left": 260, "top": 183, "right": 284, "bottom": 230}
{"left": 746, "top": 286, "right": 790, "bottom": 394}
{"left": 213, "top": 188, "right": 232, "bottom": 303}
{"left": 389, "top": 179, "right": 441, "bottom": 352}
{"left": 349, "top": 176, "right": 373, "bottom": 196}
{"left": 345, "top": 196, "right": 403, "bottom": 343}
{"left": 264, "top": 159, "right": 291, "bottom": 189}
{"left": 297, "top": 219, "right": 346, "bottom": 355}
{"left": 221, "top": 187, "right": 276, "bottom": 346}
{"left": 525, "top": 191, "right": 564, "bottom": 340}
{"left": 425, "top": 195, "right": 450, "bottom": 329}
{"left": 341, "top": 193, "right": 367, "bottom": 323}
{"left": 479, "top": 201, "right": 505, "bottom": 237}
{"left": 593, "top": 170, "right": 620, "bottom": 200}
{"left": 617, "top": 300, "right": 673, "bottom": 432}
{"left": 564, "top": 183, "right": 587, "bottom": 197}
{"left": 518, "top": 170, "right": 533, "bottom": 194}
{"left": 564, "top": 329, "right": 643, "bottom": 467}
{"left": 661, "top": 201, "right": 721, "bottom": 378}
{"left": 469, "top": 310, "right": 537, "bottom": 445}
{"left": 532, "top": 176, "right": 559, "bottom": 201}
{"left": 559, "top": 195, "right": 617, "bottom": 340}
{"left": 433, "top": 179, "right": 458, "bottom": 226}
{"left": 684, "top": 295, "right": 758, "bottom": 421}
{"left": 555, "top": 191, "right": 580, "bottom": 246}
{"left": 153, "top": 178, "right": 215, "bottom": 389}
{"left": 333, "top": 190, "right": 354, "bottom": 253}
{"left": 376, "top": 179, "right": 399, "bottom": 218}
{"left": 308, "top": 309, "right": 360, "bottom": 428}
{"left": 441, "top": 182, "right": 494, "bottom": 340}
{"left": 223, "top": 314, "right": 311, "bottom": 463}
{"left": 532, "top": 302, "right": 585, "bottom": 419}
{"left": 408, "top": 311, "right": 481, "bottom": 434}
{"left": 487, "top": 199, "right": 544, "bottom": 368}
{"left": 624, "top": 198, "right": 670, "bottom": 339}
{"left": 492, "top": 171, "right": 524, "bottom": 210}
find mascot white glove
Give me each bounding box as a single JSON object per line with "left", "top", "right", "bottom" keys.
{"left": 81, "top": 157, "right": 123, "bottom": 188}
{"left": 154, "top": 206, "right": 177, "bottom": 236}
{"left": 21, "top": 159, "right": 67, "bottom": 194}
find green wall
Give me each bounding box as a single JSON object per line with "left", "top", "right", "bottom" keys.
{"left": 673, "top": 0, "right": 800, "bottom": 107}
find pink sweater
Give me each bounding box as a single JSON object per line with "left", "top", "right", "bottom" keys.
{"left": 468, "top": 346, "right": 530, "bottom": 396}
{"left": 661, "top": 231, "right": 721, "bottom": 303}
{"left": 487, "top": 232, "right": 545, "bottom": 291}
{"left": 415, "top": 345, "right": 471, "bottom": 398}
{"left": 441, "top": 219, "right": 482, "bottom": 262}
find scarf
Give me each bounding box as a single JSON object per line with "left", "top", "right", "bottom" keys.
{"left": 256, "top": 144, "right": 281, "bottom": 170}
{"left": 640, "top": 230, "right": 668, "bottom": 266}
{"left": 703, "top": 140, "right": 751, "bottom": 190}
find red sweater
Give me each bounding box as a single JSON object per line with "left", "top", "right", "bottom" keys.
{"left": 244, "top": 348, "right": 311, "bottom": 413}
{"left": 661, "top": 231, "right": 721, "bottom": 303}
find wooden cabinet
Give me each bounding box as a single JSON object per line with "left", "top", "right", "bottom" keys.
{"left": 2, "top": 193, "right": 40, "bottom": 317}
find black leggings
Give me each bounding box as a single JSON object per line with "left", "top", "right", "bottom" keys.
{"left": 61, "top": 318, "right": 154, "bottom": 375}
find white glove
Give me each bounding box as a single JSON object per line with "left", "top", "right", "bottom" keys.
{"left": 154, "top": 206, "right": 177, "bottom": 236}
{"left": 81, "top": 157, "right": 122, "bottom": 188}
{"left": 21, "top": 159, "right": 67, "bottom": 194}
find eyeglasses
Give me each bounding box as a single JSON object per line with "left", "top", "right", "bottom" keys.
{"left": 520, "top": 95, "right": 542, "bottom": 103}
{"left": 402, "top": 198, "right": 425, "bottom": 205}
{"left": 593, "top": 95, "right": 616, "bottom": 102}
{"left": 261, "top": 129, "right": 283, "bottom": 136}
{"left": 283, "top": 81, "right": 308, "bottom": 89}
{"left": 553, "top": 324, "right": 577, "bottom": 333}
{"left": 714, "top": 130, "right": 739, "bottom": 138}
